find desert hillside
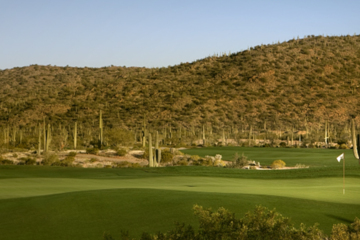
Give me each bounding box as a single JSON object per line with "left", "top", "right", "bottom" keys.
{"left": 1, "top": 34, "right": 360, "bottom": 147}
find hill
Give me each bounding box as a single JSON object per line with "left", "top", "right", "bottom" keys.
{"left": 1, "top": 34, "right": 360, "bottom": 148}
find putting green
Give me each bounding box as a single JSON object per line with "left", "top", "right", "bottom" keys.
{"left": 1, "top": 176, "right": 359, "bottom": 204}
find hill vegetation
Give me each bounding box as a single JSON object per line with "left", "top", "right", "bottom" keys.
{"left": 1, "top": 34, "right": 360, "bottom": 149}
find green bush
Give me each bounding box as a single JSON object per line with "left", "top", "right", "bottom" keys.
{"left": 89, "top": 158, "right": 98, "bottom": 163}
{"left": 86, "top": 148, "right": 99, "bottom": 155}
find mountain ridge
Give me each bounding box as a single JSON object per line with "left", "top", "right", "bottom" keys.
{"left": 1, "top": 34, "right": 360, "bottom": 135}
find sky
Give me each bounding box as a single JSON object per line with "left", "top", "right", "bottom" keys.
{"left": 1, "top": 0, "right": 359, "bottom": 70}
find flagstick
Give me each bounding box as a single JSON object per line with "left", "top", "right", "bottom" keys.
{"left": 343, "top": 153, "right": 345, "bottom": 195}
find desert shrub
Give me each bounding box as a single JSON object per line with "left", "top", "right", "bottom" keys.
{"left": 271, "top": 159, "right": 286, "bottom": 169}
{"left": 130, "top": 163, "right": 142, "bottom": 168}
{"left": 295, "top": 163, "right": 309, "bottom": 168}
{"left": 161, "top": 150, "right": 174, "bottom": 163}
{"left": 25, "top": 157, "right": 36, "bottom": 165}
{"left": 51, "top": 161, "right": 63, "bottom": 166}
{"left": 142, "top": 148, "right": 149, "bottom": 160}
{"left": 68, "top": 151, "right": 77, "bottom": 157}
{"left": 115, "top": 161, "right": 130, "bottom": 168}
{"left": 117, "top": 148, "right": 127, "bottom": 156}
{"left": 190, "top": 155, "right": 200, "bottom": 161}
{"left": 104, "top": 165, "right": 112, "bottom": 168}
{"left": 89, "top": 158, "right": 98, "bottom": 163}
{"left": 1, "top": 159, "right": 13, "bottom": 165}
{"left": 279, "top": 142, "right": 287, "bottom": 147}
{"left": 177, "top": 159, "right": 188, "bottom": 166}
{"left": 62, "top": 156, "right": 75, "bottom": 166}
{"left": 86, "top": 148, "right": 99, "bottom": 155}
{"left": 199, "top": 157, "right": 213, "bottom": 166}
{"left": 104, "top": 127, "right": 134, "bottom": 147}
{"left": 213, "top": 159, "right": 224, "bottom": 167}
{"left": 42, "top": 153, "right": 59, "bottom": 166}
{"left": 339, "top": 143, "right": 348, "bottom": 149}
{"left": 227, "top": 153, "right": 249, "bottom": 168}
{"left": 12, "top": 153, "right": 18, "bottom": 158}
{"left": 18, "top": 157, "right": 36, "bottom": 165}
{"left": 331, "top": 218, "right": 360, "bottom": 240}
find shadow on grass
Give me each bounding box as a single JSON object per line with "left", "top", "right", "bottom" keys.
{"left": 325, "top": 214, "right": 353, "bottom": 224}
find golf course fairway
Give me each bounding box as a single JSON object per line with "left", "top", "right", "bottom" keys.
{"left": 1, "top": 176, "right": 360, "bottom": 204}
{"left": 1, "top": 146, "right": 360, "bottom": 239}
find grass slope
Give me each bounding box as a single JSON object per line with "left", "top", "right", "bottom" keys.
{"left": 1, "top": 176, "right": 360, "bottom": 204}
{"left": 1, "top": 189, "right": 360, "bottom": 240}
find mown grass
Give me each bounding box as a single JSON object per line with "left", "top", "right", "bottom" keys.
{"left": 1, "top": 188, "right": 360, "bottom": 240}
{"left": 0, "top": 147, "right": 360, "bottom": 239}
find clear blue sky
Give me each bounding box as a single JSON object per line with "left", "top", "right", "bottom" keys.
{"left": 1, "top": 0, "right": 359, "bottom": 70}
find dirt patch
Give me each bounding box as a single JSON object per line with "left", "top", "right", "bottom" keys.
{"left": 1, "top": 149, "right": 148, "bottom": 168}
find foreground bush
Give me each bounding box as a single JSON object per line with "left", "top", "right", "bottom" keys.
{"left": 104, "top": 205, "right": 360, "bottom": 240}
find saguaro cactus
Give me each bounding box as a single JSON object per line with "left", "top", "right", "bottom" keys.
{"left": 99, "top": 110, "right": 103, "bottom": 146}
{"left": 46, "top": 124, "right": 51, "bottom": 152}
{"left": 74, "top": 121, "right": 77, "bottom": 149}
{"left": 142, "top": 117, "right": 146, "bottom": 147}
{"left": 351, "top": 119, "right": 360, "bottom": 162}
{"left": 148, "top": 133, "right": 154, "bottom": 167}
{"left": 222, "top": 129, "right": 226, "bottom": 146}
{"left": 38, "top": 123, "right": 41, "bottom": 156}
{"left": 155, "top": 131, "right": 161, "bottom": 167}
{"left": 43, "top": 119, "right": 47, "bottom": 152}
{"left": 248, "top": 125, "right": 253, "bottom": 146}
{"left": 202, "top": 125, "right": 206, "bottom": 146}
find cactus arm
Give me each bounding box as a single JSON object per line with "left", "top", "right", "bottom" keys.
{"left": 351, "top": 119, "right": 359, "bottom": 160}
